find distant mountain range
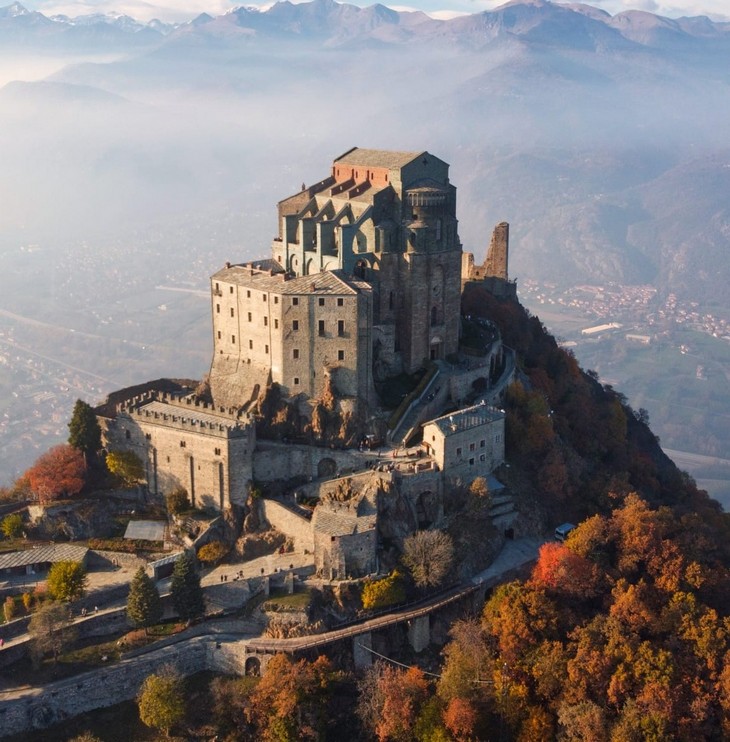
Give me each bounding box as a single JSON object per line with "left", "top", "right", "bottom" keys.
{"left": 1, "top": 0, "right": 729, "bottom": 300}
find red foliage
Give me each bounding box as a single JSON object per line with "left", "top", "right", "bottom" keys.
{"left": 531, "top": 542, "right": 602, "bottom": 598}
{"left": 26, "top": 444, "right": 85, "bottom": 503}
{"left": 443, "top": 697, "right": 478, "bottom": 741}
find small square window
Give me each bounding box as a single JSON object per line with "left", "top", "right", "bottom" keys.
{"left": 338, "top": 350, "right": 345, "bottom": 361}
{"left": 293, "top": 297, "right": 299, "bottom": 306}
{"left": 215, "top": 447, "right": 221, "bottom": 456}
{"left": 469, "top": 443, "right": 475, "bottom": 452}
{"left": 480, "top": 440, "right": 486, "bottom": 448}
{"left": 480, "top": 454, "right": 486, "bottom": 461}
{"left": 337, "top": 298, "right": 344, "bottom": 307}
{"left": 469, "top": 458, "right": 475, "bottom": 466}
{"left": 319, "top": 297, "right": 325, "bottom": 307}
{"left": 180, "top": 440, "right": 186, "bottom": 448}
{"left": 293, "top": 377, "right": 300, "bottom": 385}
{"left": 145, "top": 433, "right": 151, "bottom": 440}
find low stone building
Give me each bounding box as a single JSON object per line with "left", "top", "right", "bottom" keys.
{"left": 421, "top": 403, "right": 505, "bottom": 484}
{"left": 312, "top": 491, "right": 378, "bottom": 580}
{"left": 99, "top": 392, "right": 255, "bottom": 510}
{"left": 0, "top": 543, "right": 88, "bottom": 578}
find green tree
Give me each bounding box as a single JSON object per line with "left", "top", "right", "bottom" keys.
{"left": 127, "top": 567, "right": 163, "bottom": 631}
{"left": 166, "top": 487, "right": 190, "bottom": 515}
{"left": 47, "top": 560, "right": 87, "bottom": 602}
{"left": 137, "top": 668, "right": 185, "bottom": 737}
{"left": 0, "top": 512, "right": 23, "bottom": 539}
{"left": 67, "top": 399, "right": 102, "bottom": 464}
{"left": 170, "top": 552, "right": 205, "bottom": 621}
{"left": 106, "top": 450, "right": 145, "bottom": 485}
{"left": 28, "top": 602, "right": 76, "bottom": 666}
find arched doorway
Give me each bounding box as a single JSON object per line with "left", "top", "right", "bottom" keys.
{"left": 245, "top": 656, "right": 261, "bottom": 677}
{"left": 317, "top": 457, "right": 337, "bottom": 478}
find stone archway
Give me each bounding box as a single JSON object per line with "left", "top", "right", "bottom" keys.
{"left": 317, "top": 457, "right": 337, "bottom": 478}
{"left": 245, "top": 656, "right": 261, "bottom": 677}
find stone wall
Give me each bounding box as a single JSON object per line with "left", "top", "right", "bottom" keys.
{"left": 252, "top": 441, "right": 366, "bottom": 483}
{"left": 259, "top": 499, "right": 314, "bottom": 553}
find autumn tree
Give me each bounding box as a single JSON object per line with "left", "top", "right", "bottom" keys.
{"left": 402, "top": 530, "right": 454, "bottom": 589}
{"left": 361, "top": 571, "right": 405, "bottom": 610}
{"left": 358, "top": 662, "right": 430, "bottom": 742}
{"left": 127, "top": 566, "right": 163, "bottom": 631}
{"left": 170, "top": 552, "right": 205, "bottom": 621}
{"left": 248, "top": 654, "right": 335, "bottom": 741}
{"left": 106, "top": 450, "right": 144, "bottom": 485}
{"left": 197, "top": 540, "right": 228, "bottom": 565}
{"left": 3, "top": 596, "right": 16, "bottom": 622}
{"left": 137, "top": 667, "right": 185, "bottom": 737}
{"left": 0, "top": 512, "right": 23, "bottom": 539}
{"left": 47, "top": 560, "right": 87, "bottom": 602}
{"left": 531, "top": 542, "right": 603, "bottom": 599}
{"left": 67, "top": 399, "right": 102, "bottom": 464}
{"left": 28, "top": 602, "right": 76, "bottom": 666}
{"left": 26, "top": 444, "right": 86, "bottom": 503}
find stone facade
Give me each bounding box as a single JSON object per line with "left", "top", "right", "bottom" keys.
{"left": 462, "top": 221, "right": 517, "bottom": 299}
{"left": 422, "top": 404, "right": 505, "bottom": 484}
{"left": 99, "top": 392, "right": 254, "bottom": 510}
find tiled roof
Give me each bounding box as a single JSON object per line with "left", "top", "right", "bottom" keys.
{"left": 0, "top": 543, "right": 88, "bottom": 571}
{"left": 313, "top": 506, "right": 377, "bottom": 537}
{"left": 334, "top": 148, "right": 425, "bottom": 170}
{"left": 427, "top": 403, "right": 504, "bottom": 436}
{"left": 211, "top": 266, "right": 370, "bottom": 297}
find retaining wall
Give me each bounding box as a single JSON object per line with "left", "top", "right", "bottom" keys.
{"left": 259, "top": 500, "right": 314, "bottom": 553}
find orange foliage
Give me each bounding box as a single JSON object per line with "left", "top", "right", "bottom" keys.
{"left": 374, "top": 665, "right": 429, "bottom": 742}
{"left": 26, "top": 444, "right": 85, "bottom": 503}
{"left": 442, "top": 697, "right": 478, "bottom": 741}
{"left": 531, "top": 542, "right": 602, "bottom": 598}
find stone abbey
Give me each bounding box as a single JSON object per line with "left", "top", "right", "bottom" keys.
{"left": 98, "top": 148, "right": 515, "bottom": 577}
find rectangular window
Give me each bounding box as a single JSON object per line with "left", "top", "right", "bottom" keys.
{"left": 264, "top": 316, "right": 268, "bottom": 326}
{"left": 248, "top": 312, "right": 252, "bottom": 322}
{"left": 246, "top": 290, "right": 250, "bottom": 297}
{"left": 230, "top": 307, "right": 234, "bottom": 317}
{"left": 262, "top": 294, "right": 267, "bottom": 301}
{"left": 337, "top": 298, "right": 344, "bottom": 307}
{"left": 456, "top": 447, "right": 462, "bottom": 456}
{"left": 318, "top": 320, "right": 325, "bottom": 336}
{"left": 249, "top": 339, "right": 253, "bottom": 349}
{"left": 338, "top": 320, "right": 345, "bottom": 336}
{"left": 231, "top": 335, "right": 236, "bottom": 344}
{"left": 318, "top": 298, "right": 325, "bottom": 307}
{"left": 145, "top": 433, "right": 151, "bottom": 440}
{"left": 274, "top": 319, "right": 279, "bottom": 329}
{"left": 338, "top": 350, "right": 345, "bottom": 361}
{"left": 217, "top": 331, "right": 221, "bottom": 339}
{"left": 480, "top": 440, "right": 486, "bottom": 448}
{"left": 265, "top": 344, "right": 269, "bottom": 354}
{"left": 469, "top": 442, "right": 475, "bottom": 452}
{"left": 230, "top": 286, "right": 234, "bottom": 294}
{"left": 180, "top": 440, "right": 186, "bottom": 448}
{"left": 215, "top": 282, "right": 219, "bottom": 292}
{"left": 293, "top": 320, "right": 299, "bottom": 331}
{"left": 293, "top": 297, "right": 299, "bottom": 306}
{"left": 215, "top": 447, "right": 221, "bottom": 456}
{"left": 293, "top": 349, "right": 299, "bottom": 359}
{"left": 274, "top": 296, "right": 279, "bottom": 304}
{"left": 469, "top": 458, "right": 475, "bottom": 466}
{"left": 293, "top": 377, "right": 300, "bottom": 385}
{"left": 216, "top": 303, "right": 220, "bottom": 313}
{"left": 480, "top": 454, "right": 485, "bottom": 462}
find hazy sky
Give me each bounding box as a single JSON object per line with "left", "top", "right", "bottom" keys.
{"left": 21, "top": 0, "right": 730, "bottom": 24}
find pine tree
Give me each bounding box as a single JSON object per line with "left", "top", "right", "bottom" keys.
{"left": 170, "top": 552, "right": 205, "bottom": 621}
{"left": 67, "top": 399, "right": 102, "bottom": 464}
{"left": 127, "top": 566, "right": 163, "bottom": 631}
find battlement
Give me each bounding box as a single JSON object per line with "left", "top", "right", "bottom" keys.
{"left": 118, "top": 393, "right": 251, "bottom": 438}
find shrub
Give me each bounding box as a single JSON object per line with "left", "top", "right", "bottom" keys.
{"left": 362, "top": 571, "right": 406, "bottom": 610}
{"left": 1, "top": 513, "right": 23, "bottom": 539}
{"left": 197, "top": 540, "right": 229, "bottom": 565}
{"left": 3, "top": 596, "right": 17, "bottom": 622}
{"left": 166, "top": 488, "right": 191, "bottom": 515}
